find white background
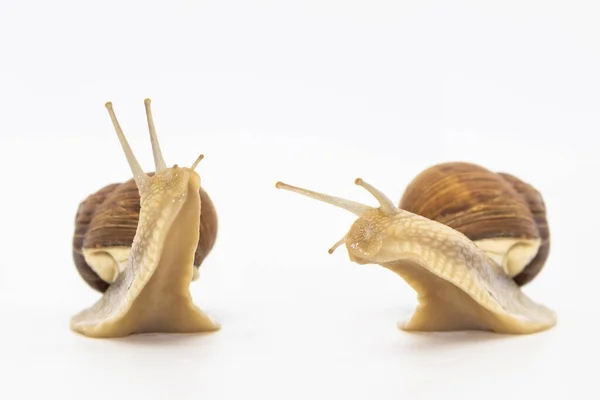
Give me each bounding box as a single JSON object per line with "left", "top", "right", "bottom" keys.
{"left": 0, "top": 1, "right": 598, "bottom": 399}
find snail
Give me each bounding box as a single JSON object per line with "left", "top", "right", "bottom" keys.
{"left": 275, "top": 163, "right": 557, "bottom": 334}
{"left": 70, "top": 99, "right": 220, "bottom": 338}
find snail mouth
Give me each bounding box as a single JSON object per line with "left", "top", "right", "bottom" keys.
{"left": 70, "top": 179, "right": 218, "bottom": 338}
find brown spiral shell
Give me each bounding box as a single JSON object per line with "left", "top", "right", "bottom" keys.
{"left": 399, "top": 162, "right": 550, "bottom": 286}
{"left": 72, "top": 173, "right": 218, "bottom": 292}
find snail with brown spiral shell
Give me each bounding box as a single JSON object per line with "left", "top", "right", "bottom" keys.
{"left": 275, "top": 162, "right": 556, "bottom": 334}
{"left": 70, "top": 99, "right": 220, "bottom": 338}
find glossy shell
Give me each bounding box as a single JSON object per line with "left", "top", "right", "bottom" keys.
{"left": 72, "top": 174, "right": 218, "bottom": 292}
{"left": 399, "top": 162, "right": 550, "bottom": 286}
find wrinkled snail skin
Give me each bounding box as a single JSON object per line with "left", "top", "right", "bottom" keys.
{"left": 70, "top": 99, "right": 219, "bottom": 338}
{"left": 275, "top": 178, "right": 557, "bottom": 335}
{"left": 72, "top": 175, "right": 218, "bottom": 292}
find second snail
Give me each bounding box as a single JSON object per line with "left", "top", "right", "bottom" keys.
{"left": 276, "top": 162, "right": 556, "bottom": 334}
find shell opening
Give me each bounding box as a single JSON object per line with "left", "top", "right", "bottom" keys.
{"left": 474, "top": 237, "right": 541, "bottom": 278}
{"left": 83, "top": 247, "right": 130, "bottom": 284}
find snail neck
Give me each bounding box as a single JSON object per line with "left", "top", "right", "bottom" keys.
{"left": 134, "top": 172, "right": 201, "bottom": 291}
{"left": 383, "top": 259, "right": 506, "bottom": 332}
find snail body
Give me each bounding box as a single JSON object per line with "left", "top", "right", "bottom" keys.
{"left": 70, "top": 99, "right": 220, "bottom": 338}
{"left": 275, "top": 165, "right": 556, "bottom": 334}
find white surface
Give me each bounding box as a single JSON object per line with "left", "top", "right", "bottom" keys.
{"left": 0, "top": 1, "right": 598, "bottom": 399}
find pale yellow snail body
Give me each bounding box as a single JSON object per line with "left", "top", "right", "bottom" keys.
{"left": 275, "top": 169, "right": 557, "bottom": 334}
{"left": 70, "top": 99, "right": 219, "bottom": 338}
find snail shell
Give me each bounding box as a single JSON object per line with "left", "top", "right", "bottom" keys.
{"left": 72, "top": 172, "right": 218, "bottom": 292}
{"left": 399, "top": 162, "right": 549, "bottom": 286}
